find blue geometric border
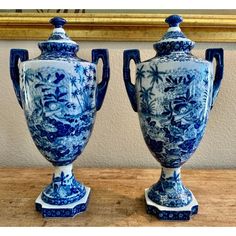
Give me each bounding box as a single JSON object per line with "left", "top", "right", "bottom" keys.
{"left": 36, "top": 194, "right": 90, "bottom": 218}
{"left": 35, "top": 187, "right": 91, "bottom": 218}
{"left": 145, "top": 187, "right": 198, "bottom": 221}
{"left": 146, "top": 204, "right": 198, "bottom": 221}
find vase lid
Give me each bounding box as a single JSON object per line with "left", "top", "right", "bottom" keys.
{"left": 153, "top": 15, "right": 195, "bottom": 56}
{"left": 38, "top": 16, "right": 79, "bottom": 56}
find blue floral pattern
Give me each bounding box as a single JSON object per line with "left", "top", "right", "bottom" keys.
{"left": 20, "top": 62, "right": 96, "bottom": 166}
{"left": 38, "top": 42, "right": 79, "bottom": 57}
{"left": 148, "top": 170, "right": 192, "bottom": 207}
{"left": 161, "top": 31, "right": 186, "bottom": 40}
{"left": 42, "top": 170, "right": 86, "bottom": 205}
{"left": 154, "top": 41, "right": 194, "bottom": 56}
{"left": 123, "top": 14, "right": 223, "bottom": 221}
{"left": 137, "top": 62, "right": 212, "bottom": 168}
{"left": 10, "top": 17, "right": 110, "bottom": 216}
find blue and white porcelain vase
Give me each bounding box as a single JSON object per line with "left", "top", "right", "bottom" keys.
{"left": 123, "top": 15, "right": 224, "bottom": 220}
{"left": 10, "top": 17, "right": 110, "bottom": 218}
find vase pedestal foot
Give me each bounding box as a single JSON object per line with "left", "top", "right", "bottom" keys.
{"left": 145, "top": 188, "right": 198, "bottom": 221}
{"left": 35, "top": 186, "right": 90, "bottom": 218}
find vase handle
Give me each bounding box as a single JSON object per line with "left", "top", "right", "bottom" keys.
{"left": 92, "top": 49, "right": 110, "bottom": 111}
{"left": 123, "top": 49, "right": 141, "bottom": 112}
{"left": 205, "top": 48, "right": 224, "bottom": 109}
{"left": 10, "top": 49, "right": 29, "bottom": 108}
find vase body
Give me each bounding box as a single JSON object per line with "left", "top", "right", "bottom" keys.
{"left": 20, "top": 57, "right": 97, "bottom": 167}
{"left": 10, "top": 17, "right": 110, "bottom": 217}
{"left": 123, "top": 15, "right": 224, "bottom": 220}
{"left": 136, "top": 53, "right": 212, "bottom": 169}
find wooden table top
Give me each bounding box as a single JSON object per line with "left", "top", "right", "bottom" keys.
{"left": 0, "top": 168, "right": 235, "bottom": 226}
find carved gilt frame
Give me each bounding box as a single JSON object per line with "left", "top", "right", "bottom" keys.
{"left": 0, "top": 13, "right": 235, "bottom": 42}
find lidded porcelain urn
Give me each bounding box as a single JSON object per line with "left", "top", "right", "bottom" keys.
{"left": 123, "top": 15, "right": 224, "bottom": 220}
{"left": 10, "top": 17, "right": 110, "bottom": 217}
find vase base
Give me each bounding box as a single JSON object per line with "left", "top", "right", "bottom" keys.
{"left": 145, "top": 188, "right": 198, "bottom": 221}
{"left": 35, "top": 186, "right": 90, "bottom": 218}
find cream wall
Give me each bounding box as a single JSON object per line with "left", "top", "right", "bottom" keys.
{"left": 0, "top": 40, "right": 235, "bottom": 168}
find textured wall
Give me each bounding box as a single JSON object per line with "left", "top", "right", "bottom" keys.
{"left": 0, "top": 40, "right": 235, "bottom": 168}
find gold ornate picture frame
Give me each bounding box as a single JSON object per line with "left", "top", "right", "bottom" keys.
{"left": 0, "top": 12, "right": 235, "bottom": 42}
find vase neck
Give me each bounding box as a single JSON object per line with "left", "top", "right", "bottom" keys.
{"left": 161, "top": 167, "right": 181, "bottom": 180}
{"left": 54, "top": 164, "right": 73, "bottom": 178}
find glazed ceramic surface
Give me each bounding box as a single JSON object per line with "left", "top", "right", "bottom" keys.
{"left": 136, "top": 55, "right": 213, "bottom": 169}
{"left": 21, "top": 60, "right": 96, "bottom": 167}
{"left": 123, "top": 15, "right": 224, "bottom": 220}
{"left": 10, "top": 17, "right": 110, "bottom": 217}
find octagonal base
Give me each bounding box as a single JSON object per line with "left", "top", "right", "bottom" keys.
{"left": 145, "top": 188, "right": 198, "bottom": 221}
{"left": 35, "top": 186, "right": 90, "bottom": 218}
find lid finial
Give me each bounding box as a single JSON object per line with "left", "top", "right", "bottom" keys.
{"left": 153, "top": 15, "right": 195, "bottom": 56}
{"left": 50, "top": 17, "right": 67, "bottom": 28}
{"left": 38, "top": 16, "right": 79, "bottom": 55}
{"left": 165, "top": 15, "right": 183, "bottom": 27}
